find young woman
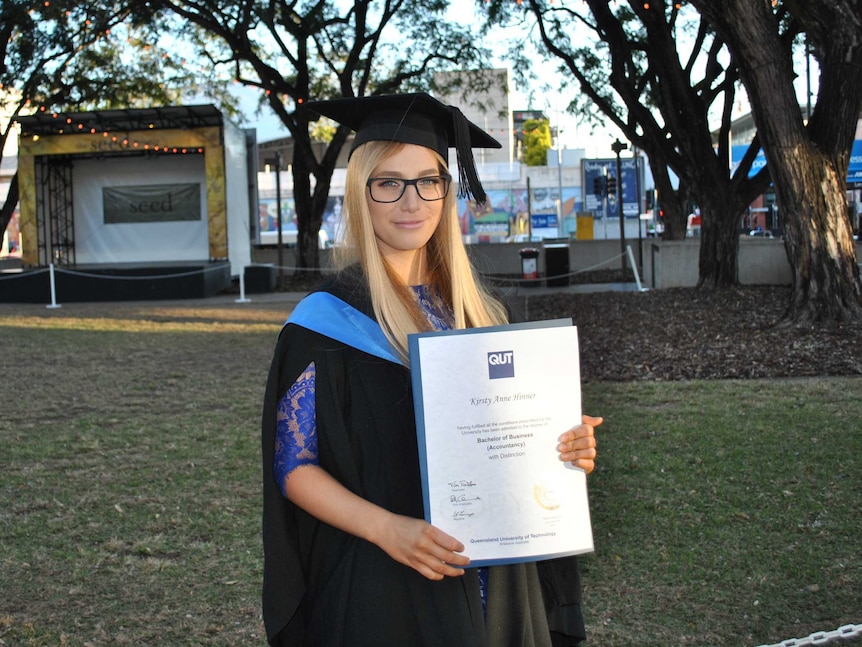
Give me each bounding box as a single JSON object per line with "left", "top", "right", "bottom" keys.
{"left": 261, "top": 93, "right": 601, "bottom": 646}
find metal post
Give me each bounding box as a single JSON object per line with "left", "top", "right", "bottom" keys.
{"left": 47, "top": 263, "right": 62, "bottom": 309}
{"left": 235, "top": 266, "right": 251, "bottom": 303}
{"left": 611, "top": 138, "right": 628, "bottom": 273}
{"left": 634, "top": 152, "right": 643, "bottom": 274}
{"left": 602, "top": 166, "right": 608, "bottom": 239}
{"left": 265, "top": 153, "right": 285, "bottom": 290}
{"left": 556, "top": 123, "right": 564, "bottom": 238}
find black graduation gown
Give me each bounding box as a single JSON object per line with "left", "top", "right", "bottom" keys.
{"left": 261, "top": 269, "right": 586, "bottom": 646}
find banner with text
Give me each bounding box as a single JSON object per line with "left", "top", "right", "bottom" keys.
{"left": 103, "top": 183, "right": 202, "bottom": 224}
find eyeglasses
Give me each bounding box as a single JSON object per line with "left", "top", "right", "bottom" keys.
{"left": 366, "top": 174, "right": 452, "bottom": 203}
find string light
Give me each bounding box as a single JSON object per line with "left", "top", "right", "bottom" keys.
{"left": 23, "top": 111, "right": 211, "bottom": 156}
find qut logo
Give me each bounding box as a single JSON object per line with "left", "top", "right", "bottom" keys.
{"left": 488, "top": 350, "right": 515, "bottom": 379}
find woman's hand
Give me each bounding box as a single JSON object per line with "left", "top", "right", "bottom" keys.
{"left": 285, "top": 465, "right": 469, "bottom": 581}
{"left": 558, "top": 414, "right": 601, "bottom": 474}
{"left": 375, "top": 514, "right": 470, "bottom": 581}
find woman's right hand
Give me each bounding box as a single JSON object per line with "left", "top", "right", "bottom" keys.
{"left": 285, "top": 465, "right": 469, "bottom": 580}
{"left": 375, "top": 514, "right": 470, "bottom": 580}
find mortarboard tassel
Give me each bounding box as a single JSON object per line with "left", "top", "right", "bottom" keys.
{"left": 451, "top": 107, "right": 487, "bottom": 205}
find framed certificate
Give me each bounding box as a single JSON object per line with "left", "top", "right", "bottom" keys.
{"left": 408, "top": 319, "right": 594, "bottom": 567}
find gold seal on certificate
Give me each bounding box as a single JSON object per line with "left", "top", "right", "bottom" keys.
{"left": 408, "top": 319, "right": 594, "bottom": 567}
{"left": 533, "top": 478, "right": 562, "bottom": 510}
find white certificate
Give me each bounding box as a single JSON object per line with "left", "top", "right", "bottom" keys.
{"left": 408, "top": 319, "right": 593, "bottom": 567}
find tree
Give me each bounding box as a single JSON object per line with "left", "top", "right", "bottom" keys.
{"left": 480, "top": 0, "right": 773, "bottom": 287}
{"left": 0, "top": 0, "right": 219, "bottom": 245}
{"left": 150, "top": 0, "right": 491, "bottom": 271}
{"left": 689, "top": 0, "right": 862, "bottom": 324}
{"left": 521, "top": 117, "right": 552, "bottom": 165}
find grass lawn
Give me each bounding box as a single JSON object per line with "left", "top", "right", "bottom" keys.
{"left": 1, "top": 298, "right": 859, "bottom": 646}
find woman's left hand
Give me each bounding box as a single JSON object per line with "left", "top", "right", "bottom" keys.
{"left": 557, "top": 415, "right": 602, "bottom": 474}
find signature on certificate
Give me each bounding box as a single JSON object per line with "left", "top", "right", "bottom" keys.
{"left": 447, "top": 479, "right": 477, "bottom": 489}
{"left": 450, "top": 494, "right": 481, "bottom": 503}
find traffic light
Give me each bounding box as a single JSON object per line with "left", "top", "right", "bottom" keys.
{"left": 645, "top": 189, "right": 654, "bottom": 210}
{"left": 592, "top": 176, "right": 606, "bottom": 197}
{"left": 606, "top": 176, "right": 617, "bottom": 196}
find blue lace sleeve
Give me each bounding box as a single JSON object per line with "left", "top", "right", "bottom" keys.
{"left": 274, "top": 362, "right": 318, "bottom": 497}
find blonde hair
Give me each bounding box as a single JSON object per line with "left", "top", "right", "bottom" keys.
{"left": 334, "top": 140, "right": 508, "bottom": 363}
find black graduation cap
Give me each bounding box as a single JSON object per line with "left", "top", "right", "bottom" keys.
{"left": 304, "top": 93, "right": 501, "bottom": 204}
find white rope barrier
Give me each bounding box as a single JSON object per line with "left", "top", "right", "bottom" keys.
{"left": 248, "top": 257, "right": 640, "bottom": 290}
{"left": 489, "top": 248, "right": 640, "bottom": 288}
{"left": 0, "top": 267, "right": 48, "bottom": 281}
{"left": 2, "top": 249, "right": 645, "bottom": 307}
{"left": 0, "top": 263, "right": 233, "bottom": 308}
{"left": 55, "top": 264, "right": 229, "bottom": 281}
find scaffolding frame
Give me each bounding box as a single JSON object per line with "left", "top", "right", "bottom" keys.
{"left": 35, "top": 156, "right": 76, "bottom": 267}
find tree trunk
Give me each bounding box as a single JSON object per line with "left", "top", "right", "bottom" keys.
{"left": 697, "top": 202, "right": 740, "bottom": 288}
{"left": 292, "top": 151, "right": 322, "bottom": 273}
{"left": 744, "top": 39, "right": 862, "bottom": 323}
{"left": 292, "top": 125, "right": 349, "bottom": 274}
{"left": 0, "top": 174, "right": 19, "bottom": 241}
{"left": 777, "top": 150, "right": 862, "bottom": 323}
{"left": 653, "top": 170, "right": 687, "bottom": 240}
{"left": 660, "top": 200, "right": 687, "bottom": 241}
